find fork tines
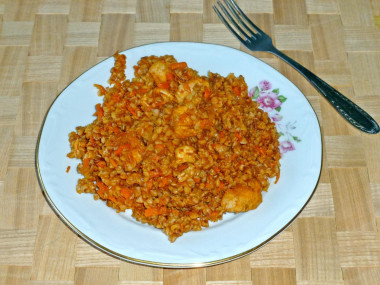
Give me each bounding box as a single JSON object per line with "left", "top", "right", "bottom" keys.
{"left": 213, "top": 0, "right": 263, "bottom": 42}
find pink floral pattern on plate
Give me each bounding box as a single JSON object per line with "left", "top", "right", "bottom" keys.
{"left": 249, "top": 80, "right": 301, "bottom": 154}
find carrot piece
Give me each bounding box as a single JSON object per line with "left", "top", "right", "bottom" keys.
{"left": 114, "top": 146, "right": 123, "bottom": 156}
{"left": 177, "top": 164, "right": 189, "bottom": 171}
{"left": 118, "top": 196, "right": 126, "bottom": 204}
{"left": 218, "top": 181, "right": 225, "bottom": 190}
{"left": 97, "top": 189, "right": 105, "bottom": 199}
{"left": 127, "top": 90, "right": 135, "bottom": 98}
{"left": 170, "top": 62, "right": 187, "bottom": 70}
{"left": 96, "top": 161, "right": 106, "bottom": 168}
{"left": 159, "top": 177, "right": 170, "bottom": 187}
{"left": 134, "top": 88, "right": 147, "bottom": 94}
{"left": 108, "top": 195, "right": 117, "bottom": 203}
{"left": 94, "top": 84, "right": 107, "bottom": 96}
{"left": 166, "top": 73, "right": 175, "bottom": 81}
{"left": 144, "top": 207, "right": 159, "bottom": 217}
{"left": 133, "top": 82, "right": 144, "bottom": 87}
{"left": 214, "top": 166, "right": 221, "bottom": 173}
{"left": 200, "top": 119, "right": 209, "bottom": 129}
{"left": 109, "top": 158, "right": 118, "bottom": 168}
{"left": 114, "top": 81, "right": 122, "bottom": 89}
{"left": 157, "top": 82, "right": 170, "bottom": 89}
{"left": 111, "top": 126, "right": 120, "bottom": 134}
{"left": 275, "top": 172, "right": 280, "bottom": 184}
{"left": 126, "top": 103, "right": 137, "bottom": 116}
{"left": 95, "top": 103, "right": 104, "bottom": 121}
{"left": 66, "top": 166, "right": 71, "bottom": 173}
{"left": 235, "top": 132, "right": 243, "bottom": 142}
{"left": 97, "top": 181, "right": 108, "bottom": 191}
{"left": 120, "top": 187, "right": 132, "bottom": 199}
{"left": 111, "top": 93, "right": 121, "bottom": 102}
{"left": 144, "top": 206, "right": 167, "bottom": 217}
{"left": 253, "top": 145, "right": 266, "bottom": 156}
{"left": 154, "top": 144, "right": 165, "bottom": 152}
{"left": 183, "top": 83, "right": 191, "bottom": 92}
{"left": 204, "top": 88, "right": 211, "bottom": 98}
{"left": 83, "top": 158, "right": 90, "bottom": 168}
{"left": 96, "top": 181, "right": 108, "bottom": 199}
{"left": 209, "top": 211, "right": 219, "bottom": 220}
{"left": 233, "top": 86, "right": 241, "bottom": 96}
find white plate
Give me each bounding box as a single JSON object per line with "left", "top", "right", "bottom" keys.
{"left": 36, "top": 42, "right": 322, "bottom": 268}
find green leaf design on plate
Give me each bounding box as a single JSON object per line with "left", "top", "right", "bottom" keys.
{"left": 275, "top": 107, "right": 281, "bottom": 112}
{"left": 253, "top": 86, "right": 260, "bottom": 99}
{"left": 272, "top": 88, "right": 280, "bottom": 94}
{"left": 278, "top": 95, "right": 287, "bottom": 103}
{"left": 279, "top": 132, "right": 284, "bottom": 137}
{"left": 293, "top": 136, "right": 301, "bottom": 142}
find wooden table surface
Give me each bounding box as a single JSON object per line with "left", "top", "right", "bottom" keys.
{"left": 1, "top": 0, "right": 380, "bottom": 284}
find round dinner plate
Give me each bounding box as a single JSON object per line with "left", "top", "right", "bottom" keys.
{"left": 36, "top": 42, "right": 322, "bottom": 268}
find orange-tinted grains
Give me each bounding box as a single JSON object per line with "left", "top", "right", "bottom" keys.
{"left": 67, "top": 52, "right": 281, "bottom": 242}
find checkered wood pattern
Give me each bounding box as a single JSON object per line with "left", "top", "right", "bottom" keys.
{"left": 0, "top": 0, "right": 379, "bottom": 284}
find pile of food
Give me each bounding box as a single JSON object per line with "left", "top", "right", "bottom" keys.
{"left": 67, "top": 52, "right": 281, "bottom": 242}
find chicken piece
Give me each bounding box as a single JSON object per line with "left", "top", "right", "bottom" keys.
{"left": 174, "top": 115, "right": 198, "bottom": 138}
{"left": 149, "top": 60, "right": 169, "bottom": 84}
{"left": 127, "top": 149, "right": 143, "bottom": 170}
{"left": 172, "top": 106, "right": 198, "bottom": 138}
{"left": 155, "top": 88, "right": 174, "bottom": 101}
{"left": 112, "top": 133, "right": 145, "bottom": 171}
{"left": 176, "top": 78, "right": 210, "bottom": 103}
{"left": 221, "top": 183, "right": 262, "bottom": 213}
{"left": 137, "top": 123, "right": 154, "bottom": 141}
{"left": 175, "top": 145, "right": 196, "bottom": 164}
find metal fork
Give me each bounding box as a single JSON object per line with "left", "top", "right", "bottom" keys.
{"left": 214, "top": 0, "right": 379, "bottom": 134}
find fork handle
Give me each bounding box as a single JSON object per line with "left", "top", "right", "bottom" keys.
{"left": 268, "top": 47, "right": 379, "bottom": 134}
